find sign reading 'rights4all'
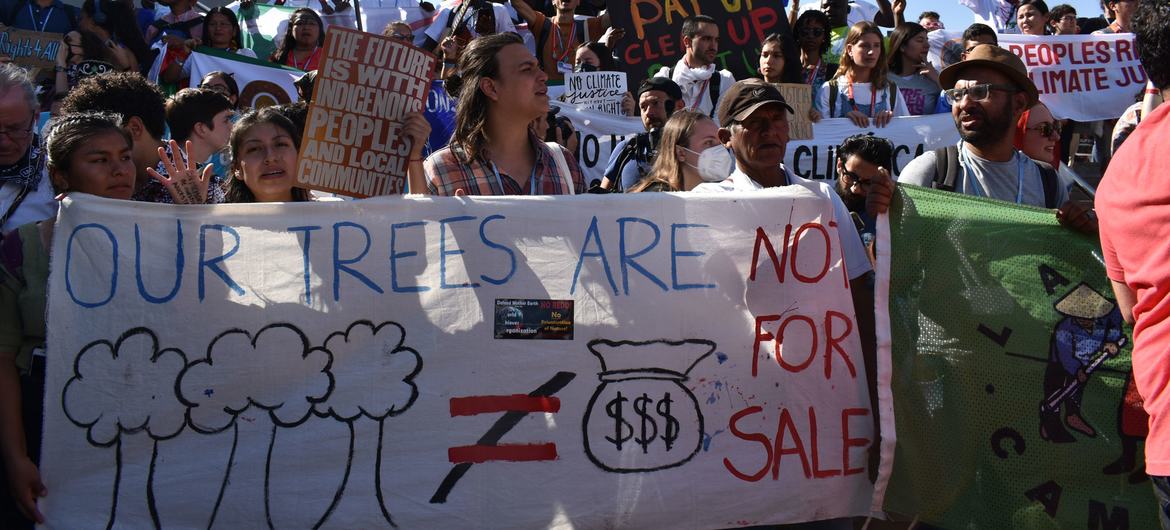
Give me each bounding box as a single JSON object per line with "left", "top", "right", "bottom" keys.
{"left": 299, "top": 27, "right": 437, "bottom": 198}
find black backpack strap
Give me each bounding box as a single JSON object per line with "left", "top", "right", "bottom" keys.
{"left": 888, "top": 80, "right": 898, "bottom": 109}
{"left": 1034, "top": 161, "right": 1061, "bottom": 208}
{"left": 932, "top": 146, "right": 959, "bottom": 191}
{"left": 708, "top": 71, "right": 721, "bottom": 118}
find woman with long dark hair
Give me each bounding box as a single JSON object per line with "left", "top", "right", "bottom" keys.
{"left": 78, "top": 0, "right": 152, "bottom": 73}
{"left": 224, "top": 107, "right": 313, "bottom": 203}
{"left": 269, "top": 8, "right": 324, "bottom": 71}
{"left": 886, "top": 22, "right": 941, "bottom": 115}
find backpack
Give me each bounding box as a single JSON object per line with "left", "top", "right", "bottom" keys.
{"left": 931, "top": 146, "right": 1061, "bottom": 208}
{"left": 658, "top": 66, "right": 722, "bottom": 119}
{"left": 828, "top": 78, "right": 897, "bottom": 117}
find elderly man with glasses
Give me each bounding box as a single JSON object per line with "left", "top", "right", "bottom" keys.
{"left": 0, "top": 64, "right": 54, "bottom": 235}
{"left": 867, "top": 44, "right": 1096, "bottom": 234}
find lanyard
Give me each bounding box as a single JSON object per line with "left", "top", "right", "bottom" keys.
{"left": 490, "top": 161, "right": 539, "bottom": 195}
{"left": 552, "top": 19, "right": 576, "bottom": 63}
{"left": 28, "top": 4, "right": 54, "bottom": 33}
{"left": 291, "top": 47, "right": 319, "bottom": 70}
{"left": 690, "top": 78, "right": 710, "bottom": 110}
{"left": 958, "top": 144, "right": 1029, "bottom": 204}
{"left": 846, "top": 80, "right": 877, "bottom": 118}
{"left": 804, "top": 60, "right": 820, "bottom": 85}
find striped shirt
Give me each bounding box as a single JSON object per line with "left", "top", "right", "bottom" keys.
{"left": 423, "top": 134, "right": 584, "bottom": 196}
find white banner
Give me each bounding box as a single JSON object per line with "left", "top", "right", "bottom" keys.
{"left": 929, "top": 31, "right": 1146, "bottom": 121}
{"left": 41, "top": 191, "right": 880, "bottom": 528}
{"left": 188, "top": 48, "right": 302, "bottom": 108}
{"left": 785, "top": 114, "right": 960, "bottom": 181}
{"left": 564, "top": 71, "right": 628, "bottom": 116}
{"left": 558, "top": 104, "right": 959, "bottom": 187}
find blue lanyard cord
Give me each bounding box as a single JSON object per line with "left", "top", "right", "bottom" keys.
{"left": 958, "top": 143, "right": 1028, "bottom": 205}
{"left": 29, "top": 5, "right": 54, "bottom": 33}
{"left": 490, "top": 160, "right": 540, "bottom": 195}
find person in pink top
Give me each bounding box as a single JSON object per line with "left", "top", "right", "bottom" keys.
{"left": 1096, "top": 2, "right": 1170, "bottom": 527}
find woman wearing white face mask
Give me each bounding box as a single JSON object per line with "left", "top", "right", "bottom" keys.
{"left": 629, "top": 110, "right": 732, "bottom": 192}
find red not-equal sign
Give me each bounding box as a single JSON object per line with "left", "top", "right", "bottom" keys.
{"left": 446, "top": 395, "right": 562, "bottom": 463}
{"left": 431, "top": 371, "right": 576, "bottom": 504}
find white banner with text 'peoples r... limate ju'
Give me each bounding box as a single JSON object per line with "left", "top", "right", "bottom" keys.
{"left": 40, "top": 190, "right": 883, "bottom": 529}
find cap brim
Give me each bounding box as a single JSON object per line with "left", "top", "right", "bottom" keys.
{"left": 939, "top": 60, "right": 1039, "bottom": 106}
{"left": 731, "top": 100, "right": 796, "bottom": 123}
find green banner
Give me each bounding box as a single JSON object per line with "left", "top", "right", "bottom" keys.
{"left": 883, "top": 185, "right": 1156, "bottom": 529}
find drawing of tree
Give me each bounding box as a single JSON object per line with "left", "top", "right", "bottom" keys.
{"left": 62, "top": 327, "right": 187, "bottom": 529}
{"left": 311, "top": 320, "right": 422, "bottom": 529}
{"left": 176, "top": 323, "right": 333, "bottom": 529}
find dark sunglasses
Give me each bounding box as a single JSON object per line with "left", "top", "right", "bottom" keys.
{"left": 1026, "top": 121, "right": 1062, "bottom": 138}
{"left": 799, "top": 27, "right": 825, "bottom": 38}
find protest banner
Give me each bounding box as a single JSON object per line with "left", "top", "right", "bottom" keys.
{"left": 785, "top": 114, "right": 960, "bottom": 181}
{"left": 777, "top": 82, "right": 813, "bottom": 140}
{"left": 188, "top": 46, "right": 302, "bottom": 108}
{"left": 929, "top": 31, "right": 1145, "bottom": 121}
{"left": 0, "top": 27, "right": 61, "bottom": 71}
{"left": 41, "top": 189, "right": 881, "bottom": 528}
{"left": 564, "top": 71, "right": 628, "bottom": 115}
{"left": 299, "top": 27, "right": 436, "bottom": 197}
{"left": 605, "top": 0, "right": 794, "bottom": 90}
{"left": 560, "top": 105, "right": 959, "bottom": 187}
{"left": 876, "top": 186, "right": 1157, "bottom": 529}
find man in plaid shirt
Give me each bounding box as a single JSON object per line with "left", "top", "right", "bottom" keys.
{"left": 423, "top": 32, "right": 584, "bottom": 196}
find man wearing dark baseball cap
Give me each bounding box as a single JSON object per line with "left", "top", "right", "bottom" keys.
{"left": 695, "top": 80, "right": 878, "bottom": 488}
{"left": 696, "top": 78, "right": 868, "bottom": 281}
{"left": 869, "top": 44, "right": 1093, "bottom": 234}
{"left": 599, "top": 77, "right": 685, "bottom": 191}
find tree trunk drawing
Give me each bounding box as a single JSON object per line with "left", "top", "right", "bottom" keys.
{"left": 208, "top": 418, "right": 278, "bottom": 529}
{"left": 315, "top": 419, "right": 394, "bottom": 529}
{"left": 107, "top": 434, "right": 161, "bottom": 530}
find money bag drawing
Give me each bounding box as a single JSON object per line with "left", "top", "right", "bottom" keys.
{"left": 581, "top": 339, "right": 715, "bottom": 473}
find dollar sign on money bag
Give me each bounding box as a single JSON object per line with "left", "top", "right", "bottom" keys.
{"left": 582, "top": 339, "right": 715, "bottom": 473}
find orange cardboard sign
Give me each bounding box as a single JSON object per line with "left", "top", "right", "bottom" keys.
{"left": 298, "top": 27, "right": 437, "bottom": 197}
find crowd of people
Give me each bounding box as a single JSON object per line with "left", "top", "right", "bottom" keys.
{"left": 2, "top": 0, "right": 1170, "bottom": 528}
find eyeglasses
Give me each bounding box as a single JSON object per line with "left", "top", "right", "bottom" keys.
{"left": 943, "top": 83, "right": 1019, "bottom": 105}
{"left": 842, "top": 170, "right": 872, "bottom": 189}
{"left": 292, "top": 19, "right": 320, "bottom": 27}
{"left": 799, "top": 27, "right": 825, "bottom": 38}
{"left": 1027, "top": 121, "right": 1062, "bottom": 138}
{"left": 0, "top": 119, "right": 33, "bottom": 140}
{"left": 390, "top": 32, "right": 412, "bottom": 40}
{"left": 201, "top": 83, "right": 231, "bottom": 96}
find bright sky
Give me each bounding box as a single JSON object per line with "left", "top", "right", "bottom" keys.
{"left": 923, "top": 0, "right": 1108, "bottom": 30}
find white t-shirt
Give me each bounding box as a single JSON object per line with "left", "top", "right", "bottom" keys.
{"left": 424, "top": 2, "right": 516, "bottom": 44}
{"left": 692, "top": 166, "right": 873, "bottom": 280}
{"left": 960, "top": 0, "right": 1017, "bottom": 32}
